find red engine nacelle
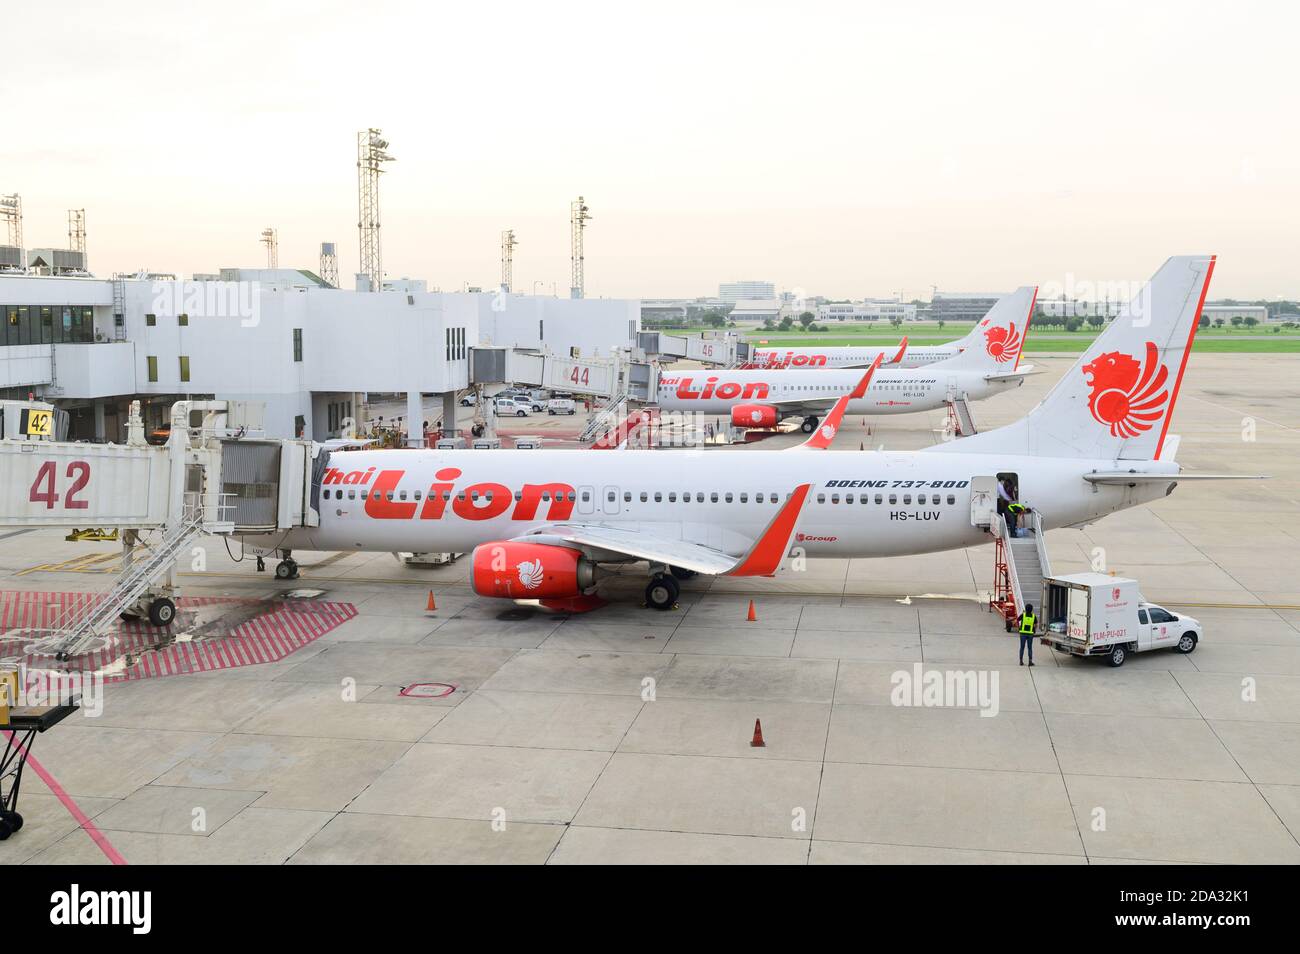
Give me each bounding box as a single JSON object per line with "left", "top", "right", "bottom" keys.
{"left": 470, "top": 541, "right": 596, "bottom": 599}
{"left": 731, "top": 404, "right": 780, "bottom": 428}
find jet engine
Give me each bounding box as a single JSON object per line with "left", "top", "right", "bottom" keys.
{"left": 731, "top": 404, "right": 780, "bottom": 428}
{"left": 470, "top": 541, "right": 597, "bottom": 599}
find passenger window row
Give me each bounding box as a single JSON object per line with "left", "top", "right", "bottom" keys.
{"left": 322, "top": 489, "right": 577, "bottom": 503}
{"left": 322, "top": 488, "right": 959, "bottom": 506}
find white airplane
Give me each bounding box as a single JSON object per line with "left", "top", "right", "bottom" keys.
{"left": 252, "top": 255, "right": 1261, "bottom": 615}
{"left": 657, "top": 286, "right": 1037, "bottom": 433}
{"left": 746, "top": 291, "right": 1031, "bottom": 370}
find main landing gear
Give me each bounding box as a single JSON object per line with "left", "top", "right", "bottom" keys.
{"left": 801, "top": 416, "right": 820, "bottom": 434}
{"left": 644, "top": 574, "right": 680, "bottom": 611}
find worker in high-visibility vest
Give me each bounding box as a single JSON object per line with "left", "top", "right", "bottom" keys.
{"left": 1006, "top": 501, "right": 1028, "bottom": 535}
{"left": 1017, "top": 603, "right": 1036, "bottom": 666}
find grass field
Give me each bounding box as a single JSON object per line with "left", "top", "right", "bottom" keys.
{"left": 738, "top": 321, "right": 1300, "bottom": 353}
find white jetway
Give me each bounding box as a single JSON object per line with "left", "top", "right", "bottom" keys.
{"left": 636, "top": 331, "right": 751, "bottom": 367}
{"left": 0, "top": 400, "right": 317, "bottom": 659}
{"left": 470, "top": 346, "right": 650, "bottom": 399}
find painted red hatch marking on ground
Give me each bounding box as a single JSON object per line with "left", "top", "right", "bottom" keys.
{"left": 0, "top": 590, "right": 357, "bottom": 682}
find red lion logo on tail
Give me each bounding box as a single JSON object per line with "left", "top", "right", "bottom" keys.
{"left": 984, "top": 322, "right": 1022, "bottom": 362}
{"left": 1082, "top": 341, "right": 1169, "bottom": 437}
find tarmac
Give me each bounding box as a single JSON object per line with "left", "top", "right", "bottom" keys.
{"left": 2, "top": 352, "right": 1298, "bottom": 864}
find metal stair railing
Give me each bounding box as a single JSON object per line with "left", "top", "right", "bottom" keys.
{"left": 579, "top": 392, "right": 628, "bottom": 442}
{"left": 43, "top": 500, "right": 207, "bottom": 659}
{"left": 1005, "top": 509, "right": 1052, "bottom": 615}
{"left": 998, "top": 514, "right": 1024, "bottom": 612}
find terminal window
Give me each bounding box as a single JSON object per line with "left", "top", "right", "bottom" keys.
{"left": 179, "top": 356, "right": 190, "bottom": 382}
{"left": 293, "top": 328, "right": 303, "bottom": 362}
{"left": 147, "top": 356, "right": 158, "bottom": 382}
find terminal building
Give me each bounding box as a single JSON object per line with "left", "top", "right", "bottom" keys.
{"left": 1202, "top": 304, "right": 1270, "bottom": 324}
{"left": 930, "top": 291, "right": 1008, "bottom": 323}
{"left": 0, "top": 272, "right": 641, "bottom": 442}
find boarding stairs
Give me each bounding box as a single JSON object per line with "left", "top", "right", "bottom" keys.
{"left": 991, "top": 510, "right": 1051, "bottom": 628}
{"left": 945, "top": 391, "right": 977, "bottom": 438}
{"left": 41, "top": 497, "right": 211, "bottom": 660}
{"left": 579, "top": 392, "right": 629, "bottom": 443}
{"left": 591, "top": 405, "right": 659, "bottom": 449}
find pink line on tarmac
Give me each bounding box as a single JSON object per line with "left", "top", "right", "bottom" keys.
{"left": 2, "top": 729, "right": 127, "bottom": 865}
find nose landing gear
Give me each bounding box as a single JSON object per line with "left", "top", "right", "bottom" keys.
{"left": 274, "top": 550, "right": 299, "bottom": 580}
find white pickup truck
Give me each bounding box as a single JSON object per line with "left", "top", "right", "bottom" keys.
{"left": 1037, "top": 573, "right": 1201, "bottom": 667}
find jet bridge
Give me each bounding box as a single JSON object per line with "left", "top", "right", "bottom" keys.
{"left": 637, "top": 331, "right": 750, "bottom": 367}
{"left": 0, "top": 400, "right": 318, "bottom": 659}
{"left": 470, "top": 347, "right": 658, "bottom": 400}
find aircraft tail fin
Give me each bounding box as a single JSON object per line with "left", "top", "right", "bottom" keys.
{"left": 926, "top": 255, "right": 1215, "bottom": 461}
{"left": 932, "top": 287, "right": 1037, "bottom": 372}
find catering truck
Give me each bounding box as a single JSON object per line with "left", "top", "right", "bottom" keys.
{"left": 1037, "top": 573, "right": 1201, "bottom": 667}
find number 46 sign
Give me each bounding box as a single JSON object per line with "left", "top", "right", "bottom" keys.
{"left": 29, "top": 460, "right": 91, "bottom": 510}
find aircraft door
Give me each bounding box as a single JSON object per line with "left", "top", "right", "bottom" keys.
{"left": 577, "top": 485, "right": 595, "bottom": 516}
{"left": 601, "top": 485, "right": 621, "bottom": 516}
{"left": 969, "top": 476, "right": 996, "bottom": 528}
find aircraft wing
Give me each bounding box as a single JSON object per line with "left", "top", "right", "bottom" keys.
{"left": 767, "top": 398, "right": 841, "bottom": 416}
{"left": 793, "top": 356, "right": 882, "bottom": 450}
{"left": 515, "top": 525, "right": 739, "bottom": 575}
{"left": 515, "top": 483, "right": 815, "bottom": 577}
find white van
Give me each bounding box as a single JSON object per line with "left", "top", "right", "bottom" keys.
{"left": 1037, "top": 573, "right": 1201, "bottom": 667}
{"left": 494, "top": 399, "right": 530, "bottom": 417}
{"left": 547, "top": 399, "right": 577, "bottom": 416}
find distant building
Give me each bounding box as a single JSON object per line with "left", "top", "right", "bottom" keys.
{"left": 818, "top": 300, "right": 917, "bottom": 322}
{"left": 1203, "top": 304, "right": 1269, "bottom": 324}
{"left": 930, "top": 292, "right": 1008, "bottom": 323}
{"left": 719, "top": 280, "right": 775, "bottom": 302}
{"left": 728, "top": 299, "right": 783, "bottom": 322}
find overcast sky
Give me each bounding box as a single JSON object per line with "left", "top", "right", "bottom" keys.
{"left": 4, "top": 0, "right": 1296, "bottom": 300}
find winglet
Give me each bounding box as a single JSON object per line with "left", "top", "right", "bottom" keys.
{"left": 852, "top": 353, "right": 883, "bottom": 398}
{"left": 888, "top": 336, "right": 908, "bottom": 365}
{"left": 728, "top": 484, "right": 811, "bottom": 577}
{"left": 796, "top": 354, "right": 882, "bottom": 451}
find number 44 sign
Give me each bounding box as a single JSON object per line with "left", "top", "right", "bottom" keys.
{"left": 29, "top": 460, "right": 91, "bottom": 510}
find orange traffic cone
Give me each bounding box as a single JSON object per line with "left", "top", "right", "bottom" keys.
{"left": 751, "top": 718, "right": 766, "bottom": 747}
{"left": 746, "top": 599, "right": 757, "bottom": 622}
{"left": 426, "top": 590, "right": 437, "bottom": 612}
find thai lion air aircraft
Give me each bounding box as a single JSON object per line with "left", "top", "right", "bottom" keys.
{"left": 254, "top": 255, "right": 1257, "bottom": 614}
{"left": 746, "top": 291, "right": 1027, "bottom": 370}
{"left": 657, "top": 286, "right": 1037, "bottom": 433}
